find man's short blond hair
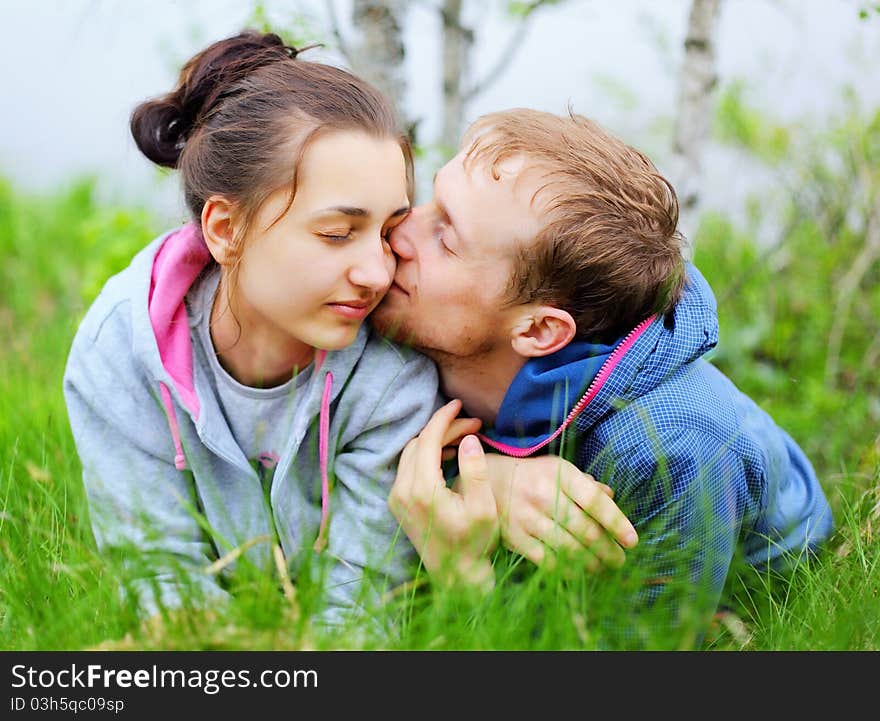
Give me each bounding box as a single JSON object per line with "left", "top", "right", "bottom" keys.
{"left": 463, "top": 108, "right": 686, "bottom": 342}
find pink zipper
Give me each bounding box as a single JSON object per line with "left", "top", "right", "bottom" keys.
{"left": 477, "top": 314, "right": 658, "bottom": 458}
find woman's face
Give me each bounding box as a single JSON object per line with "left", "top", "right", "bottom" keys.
{"left": 231, "top": 129, "right": 410, "bottom": 353}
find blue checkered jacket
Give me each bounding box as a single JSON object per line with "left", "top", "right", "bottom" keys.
{"left": 483, "top": 264, "right": 833, "bottom": 642}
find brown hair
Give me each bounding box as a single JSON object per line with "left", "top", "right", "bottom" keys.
{"left": 130, "top": 30, "right": 413, "bottom": 265}
{"left": 463, "top": 108, "right": 685, "bottom": 343}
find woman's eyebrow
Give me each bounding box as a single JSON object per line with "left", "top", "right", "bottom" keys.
{"left": 314, "top": 205, "right": 410, "bottom": 218}
{"left": 315, "top": 206, "right": 369, "bottom": 217}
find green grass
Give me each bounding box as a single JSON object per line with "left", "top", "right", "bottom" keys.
{"left": 1, "top": 174, "right": 878, "bottom": 651}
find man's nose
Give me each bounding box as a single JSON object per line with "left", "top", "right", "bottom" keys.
{"left": 388, "top": 205, "right": 429, "bottom": 260}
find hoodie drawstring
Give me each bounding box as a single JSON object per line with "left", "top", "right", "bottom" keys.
{"left": 313, "top": 350, "right": 334, "bottom": 553}
{"left": 159, "top": 382, "right": 188, "bottom": 470}
{"left": 160, "top": 343, "right": 335, "bottom": 550}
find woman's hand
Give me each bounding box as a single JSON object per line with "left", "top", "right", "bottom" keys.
{"left": 482, "top": 453, "right": 638, "bottom": 572}
{"left": 389, "top": 400, "right": 499, "bottom": 592}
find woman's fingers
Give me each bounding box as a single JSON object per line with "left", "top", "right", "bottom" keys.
{"left": 441, "top": 416, "right": 483, "bottom": 449}
{"left": 391, "top": 401, "right": 500, "bottom": 581}
{"left": 406, "top": 400, "right": 464, "bottom": 510}
{"left": 456, "top": 435, "right": 498, "bottom": 554}
{"left": 391, "top": 401, "right": 461, "bottom": 519}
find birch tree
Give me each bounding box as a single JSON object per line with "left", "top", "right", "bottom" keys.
{"left": 440, "top": 0, "right": 471, "bottom": 152}
{"left": 671, "top": 0, "right": 723, "bottom": 252}
{"left": 323, "top": 0, "right": 560, "bottom": 153}
{"left": 325, "top": 0, "right": 410, "bottom": 132}
{"left": 440, "top": 0, "right": 562, "bottom": 153}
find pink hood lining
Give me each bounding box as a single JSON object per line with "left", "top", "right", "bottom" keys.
{"left": 148, "top": 223, "right": 335, "bottom": 551}
{"left": 148, "top": 222, "right": 210, "bottom": 421}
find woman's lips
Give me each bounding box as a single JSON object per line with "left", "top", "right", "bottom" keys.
{"left": 327, "top": 301, "right": 371, "bottom": 320}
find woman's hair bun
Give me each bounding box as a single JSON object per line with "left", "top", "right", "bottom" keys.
{"left": 130, "top": 30, "right": 305, "bottom": 168}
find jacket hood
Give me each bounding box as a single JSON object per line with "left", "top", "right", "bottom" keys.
{"left": 139, "top": 222, "right": 370, "bottom": 422}
{"left": 481, "top": 264, "right": 719, "bottom": 453}
{"left": 142, "top": 223, "right": 350, "bottom": 544}
{"left": 148, "top": 222, "right": 213, "bottom": 419}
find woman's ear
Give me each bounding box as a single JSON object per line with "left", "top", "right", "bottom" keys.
{"left": 509, "top": 305, "right": 577, "bottom": 358}
{"left": 201, "top": 196, "right": 238, "bottom": 266}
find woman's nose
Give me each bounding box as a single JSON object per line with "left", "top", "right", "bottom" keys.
{"left": 349, "top": 236, "right": 395, "bottom": 292}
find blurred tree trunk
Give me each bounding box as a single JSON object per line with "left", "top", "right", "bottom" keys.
{"left": 441, "top": 0, "right": 471, "bottom": 152}
{"left": 327, "top": 1, "right": 410, "bottom": 134}
{"left": 328, "top": 1, "right": 560, "bottom": 154}
{"left": 440, "top": 0, "right": 559, "bottom": 155}
{"left": 672, "top": 0, "right": 723, "bottom": 253}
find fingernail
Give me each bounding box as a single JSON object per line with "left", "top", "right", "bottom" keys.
{"left": 623, "top": 530, "right": 638, "bottom": 547}
{"left": 459, "top": 435, "right": 481, "bottom": 456}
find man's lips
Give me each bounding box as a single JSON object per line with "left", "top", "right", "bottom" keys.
{"left": 389, "top": 280, "right": 409, "bottom": 296}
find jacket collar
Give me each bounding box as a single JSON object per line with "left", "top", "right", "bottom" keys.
{"left": 481, "top": 264, "right": 719, "bottom": 453}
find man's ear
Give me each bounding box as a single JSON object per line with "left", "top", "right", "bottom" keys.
{"left": 201, "top": 196, "right": 238, "bottom": 266}
{"left": 509, "top": 305, "right": 577, "bottom": 358}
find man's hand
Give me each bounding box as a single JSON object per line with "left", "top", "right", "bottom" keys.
{"left": 483, "top": 454, "right": 639, "bottom": 572}
{"left": 389, "top": 399, "right": 499, "bottom": 592}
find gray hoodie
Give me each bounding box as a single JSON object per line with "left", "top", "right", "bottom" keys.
{"left": 63, "top": 223, "right": 439, "bottom": 625}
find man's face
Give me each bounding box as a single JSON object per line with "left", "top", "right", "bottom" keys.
{"left": 371, "top": 150, "right": 544, "bottom": 361}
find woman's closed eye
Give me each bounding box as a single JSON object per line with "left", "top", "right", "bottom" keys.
{"left": 317, "top": 230, "right": 353, "bottom": 242}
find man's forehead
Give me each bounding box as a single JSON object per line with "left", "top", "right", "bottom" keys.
{"left": 464, "top": 154, "right": 548, "bottom": 224}
{"left": 458, "top": 147, "right": 549, "bottom": 204}
{"left": 434, "top": 155, "right": 544, "bottom": 262}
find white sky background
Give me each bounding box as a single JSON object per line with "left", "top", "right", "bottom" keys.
{"left": 0, "top": 0, "right": 877, "bottom": 231}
